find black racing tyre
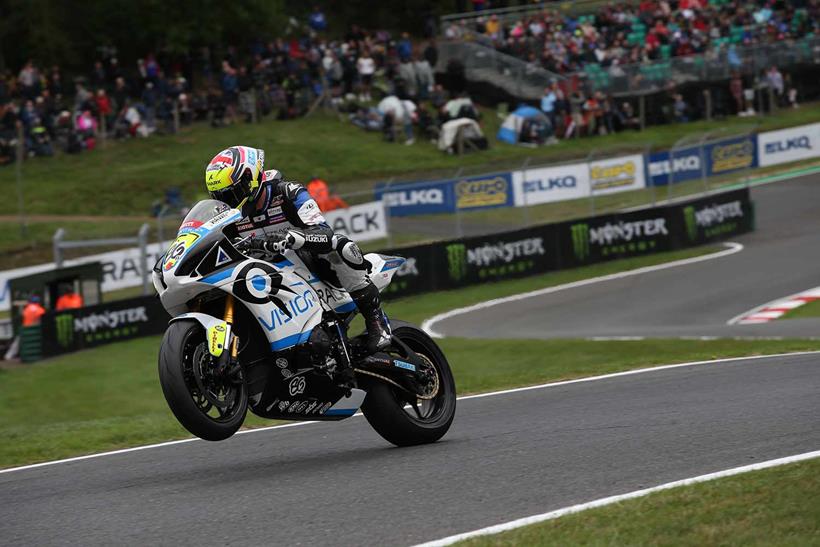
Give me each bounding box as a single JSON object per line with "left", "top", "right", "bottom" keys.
{"left": 158, "top": 320, "right": 247, "bottom": 441}
{"left": 361, "top": 320, "right": 456, "bottom": 447}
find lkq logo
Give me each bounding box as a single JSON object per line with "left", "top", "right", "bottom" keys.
{"left": 765, "top": 136, "right": 811, "bottom": 154}
{"left": 383, "top": 188, "right": 444, "bottom": 207}
{"left": 649, "top": 154, "right": 700, "bottom": 176}
{"left": 523, "top": 175, "right": 576, "bottom": 193}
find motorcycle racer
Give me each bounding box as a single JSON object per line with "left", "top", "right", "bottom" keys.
{"left": 204, "top": 145, "right": 391, "bottom": 353}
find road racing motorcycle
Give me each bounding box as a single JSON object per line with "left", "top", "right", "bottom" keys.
{"left": 153, "top": 200, "right": 456, "bottom": 446}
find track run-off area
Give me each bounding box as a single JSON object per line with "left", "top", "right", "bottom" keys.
{"left": 2, "top": 174, "right": 819, "bottom": 546}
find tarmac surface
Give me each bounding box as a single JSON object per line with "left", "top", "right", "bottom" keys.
{"left": 1, "top": 353, "right": 818, "bottom": 546}
{"left": 432, "top": 175, "right": 820, "bottom": 339}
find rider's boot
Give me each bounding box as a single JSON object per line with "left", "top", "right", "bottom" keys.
{"left": 350, "top": 282, "right": 391, "bottom": 354}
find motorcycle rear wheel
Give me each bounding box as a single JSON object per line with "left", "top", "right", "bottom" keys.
{"left": 361, "top": 320, "right": 456, "bottom": 447}
{"left": 158, "top": 320, "right": 248, "bottom": 441}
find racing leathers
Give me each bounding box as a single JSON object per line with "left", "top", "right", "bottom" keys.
{"left": 236, "top": 171, "right": 390, "bottom": 353}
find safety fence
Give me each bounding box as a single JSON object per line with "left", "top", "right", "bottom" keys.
{"left": 2, "top": 122, "right": 817, "bottom": 316}
{"left": 374, "top": 121, "right": 820, "bottom": 218}
{"left": 19, "top": 186, "right": 754, "bottom": 361}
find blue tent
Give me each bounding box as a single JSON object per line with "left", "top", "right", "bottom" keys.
{"left": 497, "top": 106, "right": 549, "bottom": 144}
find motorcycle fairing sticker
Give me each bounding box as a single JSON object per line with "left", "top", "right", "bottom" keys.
{"left": 163, "top": 233, "right": 201, "bottom": 271}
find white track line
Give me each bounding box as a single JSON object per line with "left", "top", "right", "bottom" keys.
{"left": 422, "top": 242, "right": 744, "bottom": 339}
{"left": 727, "top": 285, "right": 820, "bottom": 325}
{"left": 2, "top": 348, "right": 816, "bottom": 476}
{"left": 415, "top": 449, "right": 820, "bottom": 547}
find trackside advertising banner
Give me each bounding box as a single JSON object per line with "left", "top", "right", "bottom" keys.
{"left": 678, "top": 188, "right": 754, "bottom": 245}
{"left": 40, "top": 295, "right": 169, "bottom": 357}
{"left": 374, "top": 180, "right": 453, "bottom": 217}
{"left": 512, "top": 162, "right": 590, "bottom": 206}
{"left": 438, "top": 226, "right": 560, "bottom": 288}
{"left": 588, "top": 154, "right": 646, "bottom": 195}
{"left": 757, "top": 123, "right": 820, "bottom": 167}
{"left": 452, "top": 172, "right": 515, "bottom": 211}
{"left": 0, "top": 241, "right": 170, "bottom": 313}
{"left": 562, "top": 209, "right": 675, "bottom": 267}
{"left": 705, "top": 135, "right": 758, "bottom": 176}
{"left": 324, "top": 201, "right": 387, "bottom": 242}
{"left": 647, "top": 146, "right": 703, "bottom": 186}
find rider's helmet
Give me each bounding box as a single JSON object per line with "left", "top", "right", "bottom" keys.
{"left": 204, "top": 146, "right": 266, "bottom": 208}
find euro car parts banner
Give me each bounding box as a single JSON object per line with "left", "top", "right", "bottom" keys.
{"left": 451, "top": 172, "right": 515, "bottom": 211}
{"left": 677, "top": 188, "right": 754, "bottom": 245}
{"left": 39, "top": 296, "right": 170, "bottom": 357}
{"left": 374, "top": 180, "right": 454, "bottom": 217}
{"left": 323, "top": 201, "right": 387, "bottom": 242}
{"left": 512, "top": 162, "right": 590, "bottom": 207}
{"left": 704, "top": 135, "right": 758, "bottom": 176}
{"left": 647, "top": 146, "right": 704, "bottom": 186}
{"left": 588, "top": 154, "right": 646, "bottom": 195}
{"left": 757, "top": 123, "right": 820, "bottom": 167}
{"left": 0, "top": 241, "right": 171, "bottom": 312}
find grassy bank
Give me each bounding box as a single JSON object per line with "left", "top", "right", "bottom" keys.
{"left": 460, "top": 457, "right": 820, "bottom": 546}
{"left": 3, "top": 244, "right": 820, "bottom": 468}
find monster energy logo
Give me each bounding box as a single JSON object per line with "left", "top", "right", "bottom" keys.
{"left": 446, "top": 243, "right": 467, "bottom": 281}
{"left": 55, "top": 314, "right": 75, "bottom": 348}
{"left": 571, "top": 223, "right": 590, "bottom": 261}
{"left": 683, "top": 206, "right": 697, "bottom": 242}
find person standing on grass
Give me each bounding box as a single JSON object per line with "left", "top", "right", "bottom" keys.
{"left": 356, "top": 49, "right": 376, "bottom": 102}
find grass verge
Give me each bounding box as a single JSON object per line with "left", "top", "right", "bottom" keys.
{"left": 459, "top": 457, "right": 820, "bottom": 547}
{"left": 3, "top": 244, "right": 820, "bottom": 468}
{"left": 782, "top": 299, "right": 820, "bottom": 320}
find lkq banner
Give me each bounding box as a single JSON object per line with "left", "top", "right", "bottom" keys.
{"left": 374, "top": 180, "right": 453, "bottom": 217}
{"left": 0, "top": 241, "right": 170, "bottom": 312}
{"left": 647, "top": 146, "right": 703, "bottom": 186}
{"left": 512, "top": 162, "right": 590, "bottom": 206}
{"left": 324, "top": 201, "right": 387, "bottom": 242}
{"left": 757, "top": 123, "right": 820, "bottom": 167}
{"left": 588, "top": 154, "right": 646, "bottom": 195}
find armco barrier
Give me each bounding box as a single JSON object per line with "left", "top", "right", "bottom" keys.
{"left": 379, "top": 186, "right": 753, "bottom": 299}
{"left": 39, "top": 295, "right": 169, "bottom": 358}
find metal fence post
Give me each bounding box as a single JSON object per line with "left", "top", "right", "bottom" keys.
{"left": 15, "top": 124, "right": 28, "bottom": 237}
{"left": 520, "top": 157, "right": 531, "bottom": 227}
{"left": 138, "top": 223, "right": 150, "bottom": 295}
{"left": 53, "top": 228, "right": 66, "bottom": 268}
{"left": 157, "top": 204, "right": 170, "bottom": 244}
{"left": 586, "top": 149, "right": 596, "bottom": 216}
{"left": 382, "top": 177, "right": 395, "bottom": 248}
{"left": 453, "top": 167, "right": 464, "bottom": 238}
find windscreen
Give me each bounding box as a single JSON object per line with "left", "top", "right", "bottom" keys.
{"left": 180, "top": 199, "right": 231, "bottom": 228}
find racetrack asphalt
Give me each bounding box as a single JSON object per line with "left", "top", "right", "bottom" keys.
{"left": 432, "top": 174, "right": 820, "bottom": 339}
{"left": 1, "top": 353, "right": 818, "bottom": 546}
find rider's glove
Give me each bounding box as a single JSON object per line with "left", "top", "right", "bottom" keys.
{"left": 237, "top": 233, "right": 295, "bottom": 254}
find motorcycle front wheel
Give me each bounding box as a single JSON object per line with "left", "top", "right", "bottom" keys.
{"left": 158, "top": 320, "right": 247, "bottom": 441}
{"left": 360, "top": 320, "right": 456, "bottom": 447}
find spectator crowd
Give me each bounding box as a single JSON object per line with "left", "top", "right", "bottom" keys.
{"left": 0, "top": 7, "right": 445, "bottom": 165}
{"left": 446, "top": 0, "right": 818, "bottom": 75}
